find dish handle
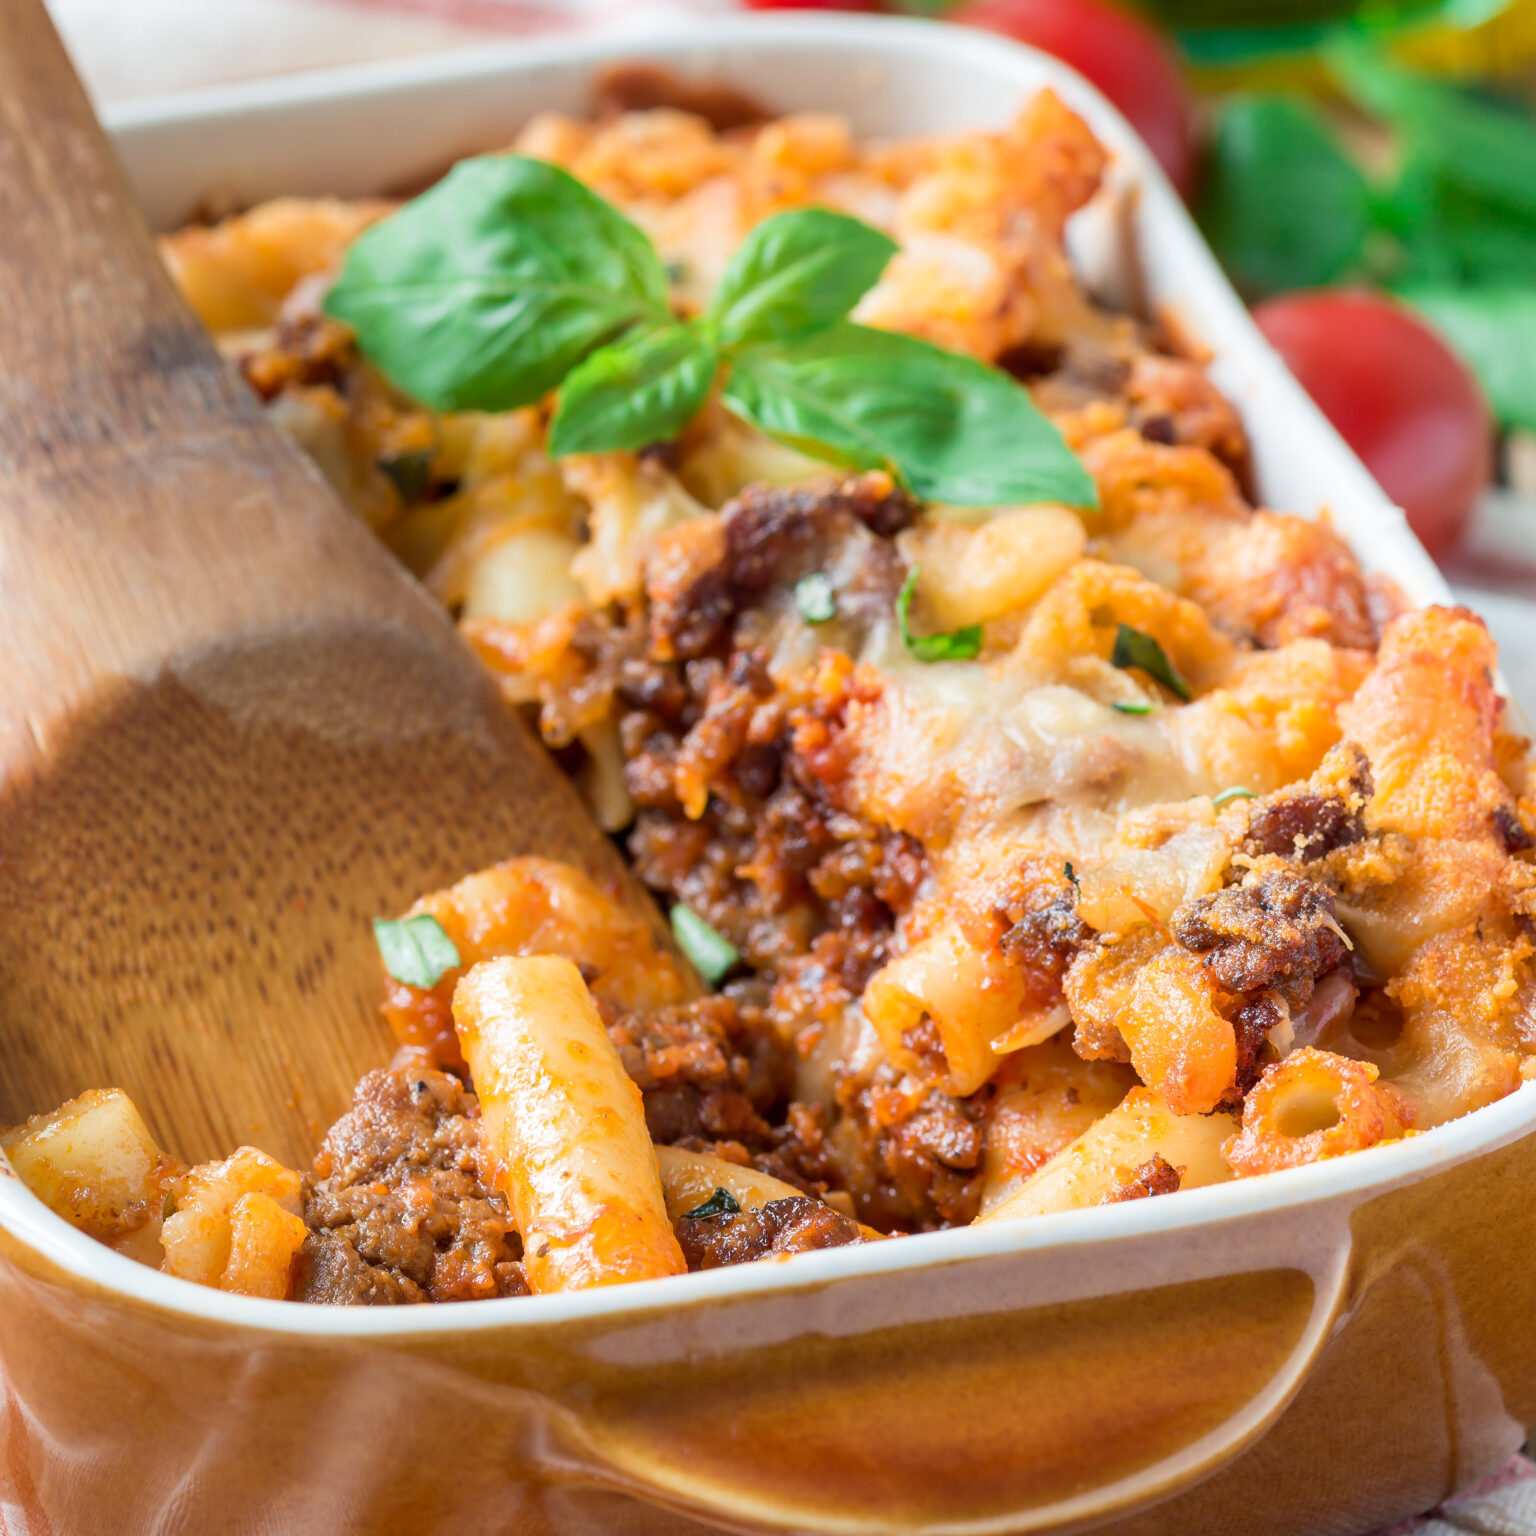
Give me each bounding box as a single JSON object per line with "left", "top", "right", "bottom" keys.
{"left": 583, "top": 1224, "right": 1355, "bottom": 1535}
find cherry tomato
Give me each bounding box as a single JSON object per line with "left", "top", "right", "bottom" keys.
{"left": 948, "top": 0, "right": 1197, "bottom": 198}
{"left": 1253, "top": 290, "right": 1494, "bottom": 560}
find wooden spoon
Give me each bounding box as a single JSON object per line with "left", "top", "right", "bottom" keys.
{"left": 0, "top": 0, "right": 653, "bottom": 1168}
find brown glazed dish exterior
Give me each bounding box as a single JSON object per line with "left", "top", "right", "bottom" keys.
{"left": 3, "top": 1113, "right": 1534, "bottom": 1535}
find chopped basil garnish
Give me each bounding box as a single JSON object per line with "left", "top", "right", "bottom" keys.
{"left": 681, "top": 1187, "right": 742, "bottom": 1220}
{"left": 372, "top": 913, "right": 460, "bottom": 989}
{"left": 1213, "top": 787, "right": 1257, "bottom": 807}
{"left": 670, "top": 903, "right": 740, "bottom": 987}
{"left": 378, "top": 447, "right": 434, "bottom": 502}
{"left": 1064, "top": 861, "right": 1080, "bottom": 892}
{"left": 326, "top": 158, "right": 1096, "bottom": 507}
{"left": 1111, "top": 700, "right": 1155, "bottom": 716}
{"left": 1110, "top": 624, "right": 1191, "bottom": 702}
{"left": 897, "top": 566, "right": 981, "bottom": 663}
{"left": 794, "top": 571, "right": 837, "bottom": 625}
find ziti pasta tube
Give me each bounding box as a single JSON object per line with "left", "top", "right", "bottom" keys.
{"left": 453, "top": 955, "right": 685, "bottom": 1293}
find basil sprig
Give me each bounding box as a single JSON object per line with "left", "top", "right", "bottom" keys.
{"left": 326, "top": 157, "right": 670, "bottom": 413}
{"left": 548, "top": 324, "right": 717, "bottom": 457}
{"left": 326, "top": 155, "right": 1096, "bottom": 510}
{"left": 708, "top": 208, "right": 898, "bottom": 348}
{"left": 726, "top": 324, "right": 1097, "bottom": 507}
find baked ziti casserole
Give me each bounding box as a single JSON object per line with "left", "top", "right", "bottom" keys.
{"left": 5, "top": 73, "right": 1532, "bottom": 1306}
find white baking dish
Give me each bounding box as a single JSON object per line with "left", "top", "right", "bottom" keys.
{"left": 1, "top": 17, "right": 1529, "bottom": 1536}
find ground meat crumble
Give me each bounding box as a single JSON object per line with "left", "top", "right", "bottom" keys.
{"left": 675, "top": 1196, "right": 864, "bottom": 1271}
{"left": 294, "top": 1069, "right": 527, "bottom": 1306}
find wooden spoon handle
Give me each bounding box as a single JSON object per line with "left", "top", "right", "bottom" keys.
{"left": 0, "top": 0, "right": 245, "bottom": 446}
{"left": 0, "top": 0, "right": 467, "bottom": 780}
{"left": 0, "top": 1, "right": 668, "bottom": 1166}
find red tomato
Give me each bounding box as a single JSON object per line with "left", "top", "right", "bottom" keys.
{"left": 1254, "top": 290, "right": 1493, "bottom": 560}
{"left": 948, "top": 0, "right": 1196, "bottom": 198}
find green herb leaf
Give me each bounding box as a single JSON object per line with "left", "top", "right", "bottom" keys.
{"left": 1198, "top": 95, "right": 1371, "bottom": 299}
{"left": 549, "top": 323, "right": 718, "bottom": 456}
{"left": 681, "top": 1187, "right": 742, "bottom": 1220}
{"left": 1064, "top": 861, "right": 1080, "bottom": 892}
{"left": 708, "top": 208, "right": 898, "bottom": 348}
{"left": 794, "top": 571, "right": 838, "bottom": 625}
{"left": 1111, "top": 700, "right": 1155, "bottom": 716}
{"left": 1329, "top": 41, "right": 1536, "bottom": 221}
{"left": 324, "top": 155, "right": 671, "bottom": 412}
{"left": 724, "top": 323, "right": 1098, "bottom": 509}
{"left": 670, "top": 904, "right": 740, "bottom": 987}
{"left": 1110, "top": 624, "right": 1191, "bottom": 701}
{"left": 1212, "top": 786, "right": 1256, "bottom": 808}
{"left": 373, "top": 914, "right": 460, "bottom": 990}
{"left": 896, "top": 565, "right": 981, "bottom": 662}
{"left": 1374, "top": 155, "right": 1536, "bottom": 289}
{"left": 378, "top": 447, "right": 435, "bottom": 502}
{"left": 1397, "top": 286, "right": 1536, "bottom": 433}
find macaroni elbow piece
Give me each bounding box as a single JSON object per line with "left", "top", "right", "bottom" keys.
{"left": 1339, "top": 607, "right": 1509, "bottom": 842}
{"left": 1225, "top": 1047, "right": 1412, "bottom": 1177}
{"left": 655, "top": 1145, "right": 809, "bottom": 1223}
{"left": 161, "top": 1147, "right": 307, "bottom": 1299}
{"left": 1117, "top": 948, "right": 1237, "bottom": 1116}
{"left": 454, "top": 955, "right": 686, "bottom": 1294}
{"left": 977, "top": 1087, "right": 1235, "bottom": 1221}
{"left": 863, "top": 924, "right": 1039, "bottom": 1097}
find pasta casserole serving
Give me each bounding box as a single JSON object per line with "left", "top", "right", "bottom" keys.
{"left": 6, "top": 72, "right": 1534, "bottom": 1307}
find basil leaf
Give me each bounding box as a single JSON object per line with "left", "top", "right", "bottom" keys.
{"left": 1111, "top": 700, "right": 1155, "bottom": 716}
{"left": 1064, "top": 862, "right": 1080, "bottom": 892}
{"left": 1110, "top": 624, "right": 1191, "bottom": 701}
{"left": 1198, "top": 95, "right": 1371, "bottom": 299}
{"left": 373, "top": 914, "right": 460, "bottom": 990}
{"left": 670, "top": 904, "right": 740, "bottom": 987}
{"left": 1373, "top": 150, "right": 1536, "bottom": 289}
{"left": 325, "top": 155, "right": 670, "bottom": 412}
{"left": 1329, "top": 42, "right": 1536, "bottom": 221}
{"left": 681, "top": 1188, "right": 742, "bottom": 1220}
{"left": 708, "top": 208, "right": 898, "bottom": 348}
{"left": 1394, "top": 287, "right": 1536, "bottom": 433}
{"left": 724, "top": 323, "right": 1097, "bottom": 508}
{"left": 794, "top": 571, "right": 838, "bottom": 625}
{"left": 549, "top": 323, "right": 718, "bottom": 456}
{"left": 897, "top": 566, "right": 981, "bottom": 663}
{"left": 1212, "top": 786, "right": 1256, "bottom": 808}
